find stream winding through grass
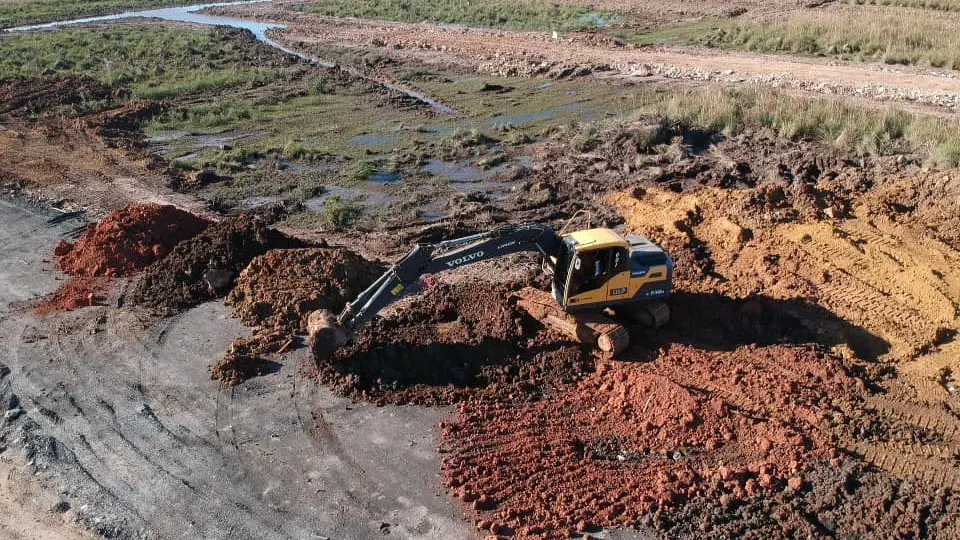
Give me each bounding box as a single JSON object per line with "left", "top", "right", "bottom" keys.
{"left": 4, "top": 0, "right": 457, "bottom": 114}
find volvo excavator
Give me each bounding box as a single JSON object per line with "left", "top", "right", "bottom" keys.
{"left": 309, "top": 218, "right": 673, "bottom": 358}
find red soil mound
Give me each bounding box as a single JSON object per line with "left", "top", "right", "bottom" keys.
{"left": 440, "top": 343, "right": 864, "bottom": 538}
{"left": 33, "top": 277, "right": 108, "bottom": 316}
{"left": 54, "top": 204, "right": 210, "bottom": 278}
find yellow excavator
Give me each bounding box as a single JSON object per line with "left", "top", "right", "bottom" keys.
{"left": 310, "top": 217, "right": 673, "bottom": 356}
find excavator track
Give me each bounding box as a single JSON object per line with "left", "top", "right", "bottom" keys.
{"left": 513, "top": 287, "right": 629, "bottom": 355}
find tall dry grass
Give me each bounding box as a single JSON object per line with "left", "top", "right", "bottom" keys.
{"left": 709, "top": 8, "right": 960, "bottom": 69}
{"left": 632, "top": 86, "right": 960, "bottom": 166}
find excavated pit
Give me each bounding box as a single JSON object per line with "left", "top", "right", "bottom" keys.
{"left": 315, "top": 282, "right": 593, "bottom": 406}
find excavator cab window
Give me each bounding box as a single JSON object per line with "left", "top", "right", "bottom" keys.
{"left": 568, "top": 247, "right": 612, "bottom": 296}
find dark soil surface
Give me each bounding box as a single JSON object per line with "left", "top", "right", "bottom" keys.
{"left": 0, "top": 75, "right": 118, "bottom": 116}
{"left": 227, "top": 247, "right": 385, "bottom": 333}
{"left": 127, "top": 215, "right": 304, "bottom": 315}
{"left": 656, "top": 459, "right": 960, "bottom": 539}
{"left": 316, "top": 281, "right": 593, "bottom": 406}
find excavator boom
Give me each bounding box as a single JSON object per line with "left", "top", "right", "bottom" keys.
{"left": 308, "top": 222, "right": 671, "bottom": 359}
{"left": 336, "top": 223, "right": 561, "bottom": 331}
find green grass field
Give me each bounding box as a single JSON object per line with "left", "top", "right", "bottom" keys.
{"left": 0, "top": 0, "right": 195, "bottom": 28}
{"left": 631, "top": 86, "right": 960, "bottom": 166}
{"left": 0, "top": 26, "right": 284, "bottom": 98}
{"left": 701, "top": 9, "right": 960, "bottom": 69}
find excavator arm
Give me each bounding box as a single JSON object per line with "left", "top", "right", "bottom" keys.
{"left": 336, "top": 223, "right": 561, "bottom": 331}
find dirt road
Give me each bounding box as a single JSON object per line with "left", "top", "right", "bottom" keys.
{"left": 217, "top": 2, "right": 960, "bottom": 114}
{"left": 0, "top": 197, "right": 473, "bottom": 539}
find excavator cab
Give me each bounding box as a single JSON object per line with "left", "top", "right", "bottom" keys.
{"left": 552, "top": 228, "right": 673, "bottom": 311}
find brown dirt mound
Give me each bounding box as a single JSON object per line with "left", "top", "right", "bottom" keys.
{"left": 654, "top": 458, "right": 960, "bottom": 538}
{"left": 227, "top": 247, "right": 385, "bottom": 333}
{"left": 127, "top": 215, "right": 304, "bottom": 315}
{"left": 33, "top": 277, "right": 108, "bottom": 316}
{"left": 440, "top": 343, "right": 864, "bottom": 538}
{"left": 211, "top": 247, "right": 384, "bottom": 386}
{"left": 210, "top": 329, "right": 290, "bottom": 387}
{"left": 54, "top": 204, "right": 210, "bottom": 278}
{"left": 315, "top": 281, "right": 593, "bottom": 405}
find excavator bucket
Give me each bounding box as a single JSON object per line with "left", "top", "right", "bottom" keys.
{"left": 307, "top": 309, "right": 349, "bottom": 360}
{"left": 513, "top": 287, "right": 630, "bottom": 355}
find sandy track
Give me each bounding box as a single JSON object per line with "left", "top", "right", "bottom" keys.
{"left": 214, "top": 3, "right": 960, "bottom": 115}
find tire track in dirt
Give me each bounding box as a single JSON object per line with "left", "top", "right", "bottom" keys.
{"left": 849, "top": 442, "right": 960, "bottom": 491}
{"left": 899, "top": 340, "right": 960, "bottom": 403}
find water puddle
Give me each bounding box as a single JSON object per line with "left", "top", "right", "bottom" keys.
{"left": 240, "top": 195, "right": 282, "bottom": 209}
{"left": 347, "top": 134, "right": 399, "bottom": 147}
{"left": 368, "top": 171, "right": 402, "bottom": 183}
{"left": 303, "top": 186, "right": 398, "bottom": 212}
{"left": 489, "top": 103, "right": 585, "bottom": 127}
{"left": 152, "top": 131, "right": 255, "bottom": 156}
{"left": 7, "top": 1, "right": 278, "bottom": 34}
{"left": 423, "top": 160, "right": 486, "bottom": 183}
{"left": 579, "top": 12, "right": 617, "bottom": 27}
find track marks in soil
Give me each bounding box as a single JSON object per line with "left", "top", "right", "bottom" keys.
{"left": 782, "top": 221, "right": 958, "bottom": 358}
{"left": 850, "top": 442, "right": 960, "bottom": 491}
{"left": 841, "top": 394, "right": 960, "bottom": 490}
{"left": 612, "top": 185, "right": 960, "bottom": 363}
{"left": 899, "top": 340, "right": 960, "bottom": 403}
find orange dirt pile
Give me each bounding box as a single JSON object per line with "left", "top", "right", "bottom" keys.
{"left": 38, "top": 204, "right": 209, "bottom": 316}
{"left": 211, "top": 247, "right": 383, "bottom": 386}
{"left": 54, "top": 204, "right": 210, "bottom": 278}
{"left": 440, "top": 343, "right": 864, "bottom": 538}
{"left": 33, "top": 277, "right": 108, "bottom": 316}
